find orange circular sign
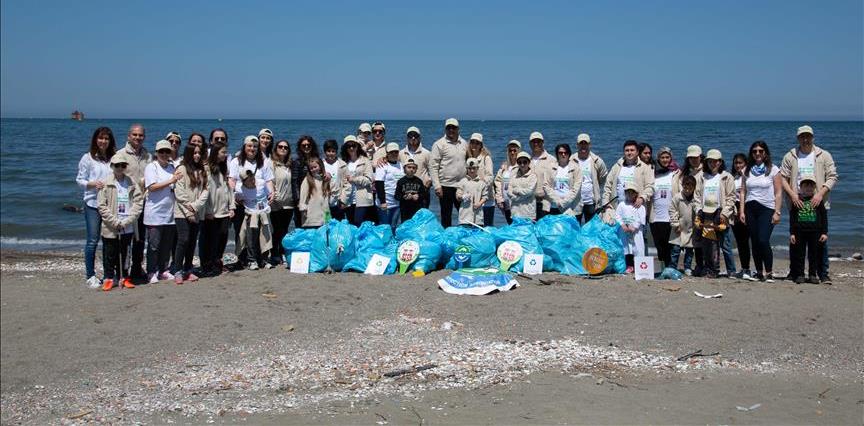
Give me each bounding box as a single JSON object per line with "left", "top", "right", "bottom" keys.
{"left": 582, "top": 247, "right": 609, "bottom": 275}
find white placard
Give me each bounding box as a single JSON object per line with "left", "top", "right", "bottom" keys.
{"left": 635, "top": 256, "right": 654, "bottom": 280}
{"left": 289, "top": 252, "right": 310, "bottom": 274}
{"left": 522, "top": 254, "right": 544, "bottom": 275}
{"left": 364, "top": 254, "right": 390, "bottom": 275}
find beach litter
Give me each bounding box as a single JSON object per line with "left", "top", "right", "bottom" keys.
{"left": 693, "top": 291, "right": 723, "bottom": 299}
{"left": 736, "top": 403, "right": 762, "bottom": 412}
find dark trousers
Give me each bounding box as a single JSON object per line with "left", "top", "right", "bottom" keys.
{"left": 231, "top": 203, "right": 246, "bottom": 257}
{"left": 270, "top": 208, "right": 294, "bottom": 261}
{"left": 146, "top": 224, "right": 176, "bottom": 275}
{"left": 401, "top": 204, "right": 421, "bottom": 223}
{"left": 102, "top": 233, "right": 133, "bottom": 281}
{"left": 131, "top": 214, "right": 146, "bottom": 275}
{"left": 200, "top": 216, "right": 230, "bottom": 268}
{"left": 700, "top": 232, "right": 723, "bottom": 276}
{"left": 731, "top": 220, "right": 751, "bottom": 271}
{"left": 790, "top": 231, "right": 823, "bottom": 278}
{"left": 746, "top": 201, "right": 775, "bottom": 274}
{"left": 172, "top": 218, "right": 200, "bottom": 274}
{"left": 577, "top": 203, "right": 596, "bottom": 224}
{"left": 439, "top": 187, "right": 458, "bottom": 228}
{"left": 421, "top": 187, "right": 431, "bottom": 208}
{"left": 351, "top": 205, "right": 376, "bottom": 226}
{"left": 330, "top": 204, "right": 346, "bottom": 221}
{"left": 535, "top": 202, "right": 546, "bottom": 220}
{"left": 482, "top": 206, "right": 495, "bottom": 226}
{"left": 502, "top": 208, "right": 513, "bottom": 225}
{"left": 650, "top": 222, "right": 672, "bottom": 266}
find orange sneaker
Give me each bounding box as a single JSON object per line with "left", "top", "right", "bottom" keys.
{"left": 101, "top": 279, "right": 114, "bottom": 292}
{"left": 122, "top": 278, "right": 135, "bottom": 289}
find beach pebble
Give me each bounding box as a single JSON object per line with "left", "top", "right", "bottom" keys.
{"left": 851, "top": 252, "right": 862, "bottom": 260}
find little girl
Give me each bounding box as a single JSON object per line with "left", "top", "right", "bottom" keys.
{"left": 456, "top": 158, "right": 488, "bottom": 226}
{"left": 615, "top": 182, "right": 646, "bottom": 273}
{"left": 235, "top": 167, "right": 273, "bottom": 270}
{"left": 97, "top": 155, "right": 144, "bottom": 291}
{"left": 299, "top": 157, "right": 331, "bottom": 229}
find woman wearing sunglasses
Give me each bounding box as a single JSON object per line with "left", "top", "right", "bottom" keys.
{"left": 143, "top": 140, "right": 182, "bottom": 283}
{"left": 542, "top": 143, "right": 582, "bottom": 217}
{"left": 270, "top": 140, "right": 295, "bottom": 265}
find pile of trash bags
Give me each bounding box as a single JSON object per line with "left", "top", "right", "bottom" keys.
{"left": 282, "top": 208, "right": 627, "bottom": 275}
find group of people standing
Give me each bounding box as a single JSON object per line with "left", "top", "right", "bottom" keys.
{"left": 76, "top": 120, "right": 837, "bottom": 290}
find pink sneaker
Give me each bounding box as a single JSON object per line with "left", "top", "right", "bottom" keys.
{"left": 185, "top": 272, "right": 199, "bottom": 282}
{"left": 174, "top": 274, "right": 184, "bottom": 285}
{"left": 158, "top": 271, "right": 174, "bottom": 281}
{"left": 626, "top": 266, "right": 635, "bottom": 274}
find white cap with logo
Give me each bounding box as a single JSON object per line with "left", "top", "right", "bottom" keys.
{"left": 470, "top": 133, "right": 483, "bottom": 143}
{"left": 530, "top": 131, "right": 544, "bottom": 141}
{"left": 577, "top": 133, "right": 591, "bottom": 144}
{"left": 445, "top": 118, "right": 459, "bottom": 128}
{"left": 797, "top": 125, "right": 814, "bottom": 136}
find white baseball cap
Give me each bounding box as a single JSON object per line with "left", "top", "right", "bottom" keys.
{"left": 406, "top": 126, "right": 421, "bottom": 136}
{"left": 372, "top": 121, "right": 386, "bottom": 131}
{"left": 529, "top": 131, "right": 544, "bottom": 142}
{"left": 516, "top": 151, "right": 531, "bottom": 161}
{"left": 470, "top": 133, "right": 483, "bottom": 143}
{"left": 258, "top": 128, "right": 273, "bottom": 137}
{"left": 155, "top": 139, "right": 174, "bottom": 152}
{"left": 344, "top": 135, "right": 358, "bottom": 144}
{"left": 445, "top": 118, "right": 459, "bottom": 128}
{"left": 706, "top": 149, "right": 722, "bottom": 160}
{"left": 165, "top": 131, "right": 181, "bottom": 141}
{"left": 359, "top": 123, "right": 372, "bottom": 132}
{"left": 686, "top": 145, "right": 702, "bottom": 158}
{"left": 507, "top": 139, "right": 522, "bottom": 149}
{"left": 797, "top": 125, "right": 814, "bottom": 136}
{"left": 386, "top": 142, "right": 400, "bottom": 152}
{"left": 577, "top": 133, "right": 591, "bottom": 144}
{"left": 243, "top": 135, "right": 259, "bottom": 145}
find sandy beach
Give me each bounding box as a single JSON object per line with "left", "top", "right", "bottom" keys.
{"left": 1, "top": 250, "right": 862, "bottom": 424}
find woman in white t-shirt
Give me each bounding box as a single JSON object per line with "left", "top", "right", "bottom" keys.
{"left": 730, "top": 153, "right": 754, "bottom": 280}
{"left": 144, "top": 139, "right": 182, "bottom": 283}
{"left": 227, "top": 135, "right": 275, "bottom": 266}
{"left": 649, "top": 146, "right": 679, "bottom": 268}
{"left": 493, "top": 140, "right": 521, "bottom": 224}
{"left": 75, "top": 127, "right": 117, "bottom": 288}
{"left": 738, "top": 140, "right": 782, "bottom": 282}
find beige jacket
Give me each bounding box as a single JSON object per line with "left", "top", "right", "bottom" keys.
{"left": 669, "top": 194, "right": 696, "bottom": 248}
{"left": 569, "top": 151, "right": 608, "bottom": 205}
{"left": 205, "top": 168, "right": 235, "bottom": 218}
{"left": 97, "top": 174, "right": 144, "bottom": 239}
{"left": 531, "top": 151, "right": 557, "bottom": 210}
{"left": 399, "top": 145, "right": 432, "bottom": 185}
{"left": 672, "top": 164, "right": 703, "bottom": 198}
{"left": 173, "top": 165, "right": 209, "bottom": 221}
{"left": 456, "top": 175, "right": 489, "bottom": 225}
{"left": 507, "top": 167, "right": 539, "bottom": 220}
{"left": 270, "top": 160, "right": 294, "bottom": 211}
{"left": 469, "top": 153, "right": 495, "bottom": 206}
{"left": 238, "top": 211, "right": 272, "bottom": 255}
{"left": 325, "top": 159, "right": 347, "bottom": 207}
{"left": 694, "top": 171, "right": 736, "bottom": 221}
{"left": 300, "top": 176, "right": 330, "bottom": 227}
{"left": 429, "top": 136, "right": 468, "bottom": 188}
{"left": 493, "top": 161, "right": 516, "bottom": 205}
{"left": 779, "top": 146, "right": 838, "bottom": 209}
{"left": 114, "top": 143, "right": 152, "bottom": 190}
{"left": 543, "top": 164, "right": 584, "bottom": 216}
{"left": 602, "top": 159, "right": 655, "bottom": 208}
{"left": 341, "top": 156, "right": 375, "bottom": 207}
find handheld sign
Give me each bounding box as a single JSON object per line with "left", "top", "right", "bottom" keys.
{"left": 635, "top": 256, "right": 654, "bottom": 280}
{"left": 289, "top": 252, "right": 310, "bottom": 274}
{"left": 453, "top": 245, "right": 471, "bottom": 269}
{"left": 523, "top": 253, "right": 544, "bottom": 275}
{"left": 582, "top": 247, "right": 608, "bottom": 275}
{"left": 496, "top": 240, "right": 524, "bottom": 272}
{"left": 396, "top": 240, "right": 421, "bottom": 275}
{"left": 364, "top": 254, "right": 390, "bottom": 275}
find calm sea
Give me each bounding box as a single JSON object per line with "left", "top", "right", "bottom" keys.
{"left": 1, "top": 119, "right": 862, "bottom": 252}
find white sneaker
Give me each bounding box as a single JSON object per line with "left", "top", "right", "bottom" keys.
{"left": 247, "top": 262, "right": 259, "bottom": 271}
{"left": 86, "top": 276, "right": 102, "bottom": 289}
{"left": 741, "top": 272, "right": 753, "bottom": 281}
{"left": 148, "top": 273, "right": 159, "bottom": 284}
{"left": 158, "top": 271, "right": 174, "bottom": 280}
{"left": 264, "top": 263, "right": 274, "bottom": 269}
{"left": 684, "top": 269, "right": 693, "bottom": 276}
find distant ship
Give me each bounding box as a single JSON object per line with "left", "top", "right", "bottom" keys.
{"left": 71, "top": 110, "right": 84, "bottom": 121}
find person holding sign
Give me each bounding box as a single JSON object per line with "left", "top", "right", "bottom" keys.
{"left": 456, "top": 158, "right": 489, "bottom": 226}
{"left": 615, "top": 182, "right": 647, "bottom": 273}
{"left": 507, "top": 152, "right": 540, "bottom": 221}
{"left": 543, "top": 143, "right": 583, "bottom": 217}
{"left": 694, "top": 149, "right": 735, "bottom": 279}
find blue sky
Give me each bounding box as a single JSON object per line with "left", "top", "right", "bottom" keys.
{"left": 1, "top": 0, "right": 862, "bottom": 120}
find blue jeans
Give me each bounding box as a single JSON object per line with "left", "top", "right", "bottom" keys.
{"left": 721, "top": 229, "right": 737, "bottom": 274}
{"left": 378, "top": 206, "right": 400, "bottom": 233}
{"left": 670, "top": 244, "right": 694, "bottom": 271}
{"left": 746, "top": 201, "right": 775, "bottom": 274}
{"left": 83, "top": 205, "right": 102, "bottom": 279}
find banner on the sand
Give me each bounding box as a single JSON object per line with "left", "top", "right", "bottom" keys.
{"left": 437, "top": 268, "right": 519, "bottom": 295}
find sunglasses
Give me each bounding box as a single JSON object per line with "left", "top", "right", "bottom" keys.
{"left": 214, "top": 137, "right": 226, "bottom": 142}
{"left": 408, "top": 133, "right": 419, "bottom": 139}
{"left": 113, "top": 163, "right": 128, "bottom": 168}
{"left": 517, "top": 160, "right": 530, "bottom": 165}
{"left": 373, "top": 130, "right": 384, "bottom": 134}
{"left": 557, "top": 151, "right": 568, "bottom": 155}
{"left": 347, "top": 144, "right": 357, "bottom": 149}
{"left": 276, "top": 145, "right": 289, "bottom": 150}
{"left": 157, "top": 149, "right": 172, "bottom": 154}
{"left": 169, "top": 139, "right": 181, "bottom": 144}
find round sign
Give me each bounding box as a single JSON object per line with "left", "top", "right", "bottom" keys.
{"left": 496, "top": 240, "right": 524, "bottom": 271}
{"left": 454, "top": 245, "right": 471, "bottom": 264}
{"left": 582, "top": 247, "right": 608, "bottom": 275}
{"left": 397, "top": 240, "right": 421, "bottom": 264}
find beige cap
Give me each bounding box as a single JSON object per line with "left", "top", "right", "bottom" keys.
{"left": 507, "top": 139, "right": 522, "bottom": 149}
{"left": 406, "top": 126, "right": 421, "bottom": 135}
{"left": 445, "top": 118, "right": 459, "bottom": 128}
{"left": 344, "top": 135, "right": 358, "bottom": 144}
{"left": 386, "top": 142, "right": 400, "bottom": 152}
{"left": 466, "top": 158, "right": 480, "bottom": 168}
{"left": 243, "top": 135, "right": 259, "bottom": 145}
{"left": 706, "top": 149, "right": 722, "bottom": 160}
{"left": 358, "top": 122, "right": 372, "bottom": 132}
{"left": 577, "top": 133, "right": 591, "bottom": 144}
{"left": 469, "top": 133, "right": 483, "bottom": 143}
{"left": 702, "top": 204, "right": 718, "bottom": 214}
{"left": 155, "top": 139, "right": 174, "bottom": 152}
{"left": 109, "top": 154, "right": 128, "bottom": 165}
{"left": 686, "top": 145, "right": 702, "bottom": 158}
{"left": 800, "top": 174, "right": 817, "bottom": 183}
{"left": 797, "top": 125, "right": 814, "bottom": 136}
{"left": 516, "top": 151, "right": 531, "bottom": 161}
{"left": 624, "top": 182, "right": 639, "bottom": 192}
{"left": 258, "top": 128, "right": 273, "bottom": 137}
{"left": 529, "top": 131, "right": 544, "bottom": 141}
{"left": 165, "top": 131, "right": 181, "bottom": 141}
{"left": 404, "top": 158, "right": 417, "bottom": 166}
{"left": 372, "top": 121, "right": 386, "bottom": 131}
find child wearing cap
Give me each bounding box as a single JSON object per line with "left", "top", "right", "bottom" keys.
{"left": 97, "top": 154, "right": 144, "bottom": 291}
{"left": 494, "top": 140, "right": 521, "bottom": 224}
{"left": 374, "top": 143, "right": 404, "bottom": 232}
{"left": 395, "top": 159, "right": 427, "bottom": 222}
{"left": 456, "top": 158, "right": 489, "bottom": 226}
{"left": 788, "top": 176, "right": 828, "bottom": 284}
{"left": 466, "top": 133, "right": 496, "bottom": 226}
{"left": 615, "top": 183, "right": 647, "bottom": 273}
{"left": 298, "top": 157, "right": 331, "bottom": 229}
{"left": 693, "top": 149, "right": 735, "bottom": 278}
{"left": 144, "top": 139, "right": 181, "bottom": 283}
{"left": 235, "top": 166, "right": 273, "bottom": 270}
{"left": 670, "top": 175, "right": 698, "bottom": 274}
{"left": 507, "top": 152, "right": 539, "bottom": 221}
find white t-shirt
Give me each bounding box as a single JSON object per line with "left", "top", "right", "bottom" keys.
{"left": 702, "top": 173, "right": 722, "bottom": 212}
{"left": 616, "top": 164, "right": 637, "bottom": 202}
{"left": 744, "top": 166, "right": 779, "bottom": 209}
{"left": 236, "top": 184, "right": 271, "bottom": 214}
{"left": 229, "top": 158, "right": 274, "bottom": 185}
{"left": 501, "top": 168, "right": 512, "bottom": 208}
{"left": 552, "top": 165, "right": 571, "bottom": 208}
{"left": 734, "top": 175, "right": 743, "bottom": 202}
{"left": 615, "top": 202, "right": 646, "bottom": 256}
{"left": 323, "top": 160, "right": 341, "bottom": 206}
{"left": 345, "top": 160, "right": 358, "bottom": 205}
{"left": 144, "top": 162, "right": 176, "bottom": 226}
{"left": 374, "top": 160, "right": 404, "bottom": 207}
{"left": 652, "top": 172, "right": 674, "bottom": 222}
{"left": 796, "top": 150, "right": 815, "bottom": 190}
{"left": 578, "top": 158, "right": 594, "bottom": 205}
{"left": 116, "top": 179, "right": 134, "bottom": 234}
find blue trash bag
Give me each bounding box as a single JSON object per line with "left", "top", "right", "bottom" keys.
{"left": 405, "top": 238, "right": 443, "bottom": 273}
{"left": 343, "top": 222, "right": 397, "bottom": 274}
{"left": 326, "top": 219, "right": 358, "bottom": 272}
{"left": 535, "top": 214, "right": 582, "bottom": 272}
{"left": 444, "top": 228, "right": 497, "bottom": 270}
{"left": 436, "top": 226, "right": 474, "bottom": 264}
{"left": 490, "top": 217, "right": 544, "bottom": 272}
{"left": 576, "top": 215, "right": 627, "bottom": 274}
{"left": 395, "top": 208, "right": 444, "bottom": 242}
{"left": 658, "top": 267, "right": 683, "bottom": 280}
{"left": 282, "top": 227, "right": 329, "bottom": 272}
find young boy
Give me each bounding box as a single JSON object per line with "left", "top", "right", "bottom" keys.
{"left": 97, "top": 154, "right": 144, "bottom": 291}
{"left": 615, "top": 182, "right": 646, "bottom": 273}
{"left": 669, "top": 175, "right": 697, "bottom": 274}
{"left": 789, "top": 175, "right": 828, "bottom": 284}
{"left": 235, "top": 167, "right": 273, "bottom": 270}
{"left": 456, "top": 158, "right": 489, "bottom": 226}
{"left": 374, "top": 143, "right": 404, "bottom": 232}
{"left": 394, "top": 159, "right": 427, "bottom": 222}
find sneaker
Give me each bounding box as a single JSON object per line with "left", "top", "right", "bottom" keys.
{"left": 185, "top": 272, "right": 200, "bottom": 282}
{"left": 158, "top": 271, "right": 174, "bottom": 281}
{"left": 148, "top": 273, "right": 159, "bottom": 284}
{"left": 122, "top": 278, "right": 135, "bottom": 289}
{"left": 626, "top": 266, "right": 634, "bottom": 274}
{"left": 264, "top": 263, "right": 274, "bottom": 270}
{"left": 820, "top": 276, "right": 833, "bottom": 285}
{"left": 101, "top": 279, "right": 114, "bottom": 292}
{"left": 86, "top": 276, "right": 102, "bottom": 289}
{"left": 807, "top": 275, "right": 820, "bottom": 285}
{"left": 741, "top": 270, "right": 754, "bottom": 281}
{"left": 130, "top": 267, "right": 147, "bottom": 280}
{"left": 174, "top": 275, "right": 184, "bottom": 285}
{"left": 765, "top": 273, "right": 775, "bottom": 283}
{"left": 705, "top": 272, "right": 718, "bottom": 279}
{"left": 755, "top": 272, "right": 766, "bottom": 282}
{"left": 247, "top": 262, "right": 259, "bottom": 271}
{"left": 793, "top": 276, "right": 806, "bottom": 284}
{"left": 684, "top": 269, "right": 693, "bottom": 276}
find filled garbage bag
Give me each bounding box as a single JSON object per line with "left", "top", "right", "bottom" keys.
{"left": 326, "top": 219, "right": 358, "bottom": 272}
{"left": 443, "top": 228, "right": 497, "bottom": 270}
{"left": 575, "top": 215, "right": 627, "bottom": 274}
{"left": 394, "top": 208, "right": 445, "bottom": 273}
{"left": 535, "top": 214, "right": 581, "bottom": 272}
{"left": 343, "top": 222, "right": 397, "bottom": 274}
{"left": 281, "top": 227, "right": 329, "bottom": 272}
{"left": 490, "top": 217, "right": 543, "bottom": 272}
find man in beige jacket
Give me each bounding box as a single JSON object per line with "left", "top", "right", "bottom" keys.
{"left": 399, "top": 126, "right": 432, "bottom": 208}
{"left": 528, "top": 131, "right": 556, "bottom": 219}
{"left": 569, "top": 133, "right": 608, "bottom": 223}
{"left": 114, "top": 123, "right": 152, "bottom": 278}
{"left": 429, "top": 118, "right": 468, "bottom": 227}
{"left": 602, "top": 140, "right": 655, "bottom": 216}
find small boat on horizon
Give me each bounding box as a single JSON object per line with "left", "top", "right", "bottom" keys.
{"left": 70, "top": 110, "right": 84, "bottom": 121}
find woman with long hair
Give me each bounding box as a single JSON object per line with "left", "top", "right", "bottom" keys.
{"left": 339, "top": 135, "right": 375, "bottom": 226}
{"left": 200, "top": 142, "right": 234, "bottom": 276}
{"left": 494, "top": 140, "right": 521, "bottom": 224}
{"left": 730, "top": 153, "right": 753, "bottom": 280}
{"left": 466, "top": 133, "right": 496, "bottom": 226}
{"left": 291, "top": 135, "right": 320, "bottom": 228}
{"left": 299, "top": 157, "right": 331, "bottom": 228}
{"left": 739, "top": 140, "right": 783, "bottom": 282}
{"left": 75, "top": 127, "right": 117, "bottom": 288}
{"left": 171, "top": 144, "right": 209, "bottom": 284}
{"left": 269, "top": 139, "right": 295, "bottom": 265}
{"left": 649, "top": 147, "right": 679, "bottom": 268}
